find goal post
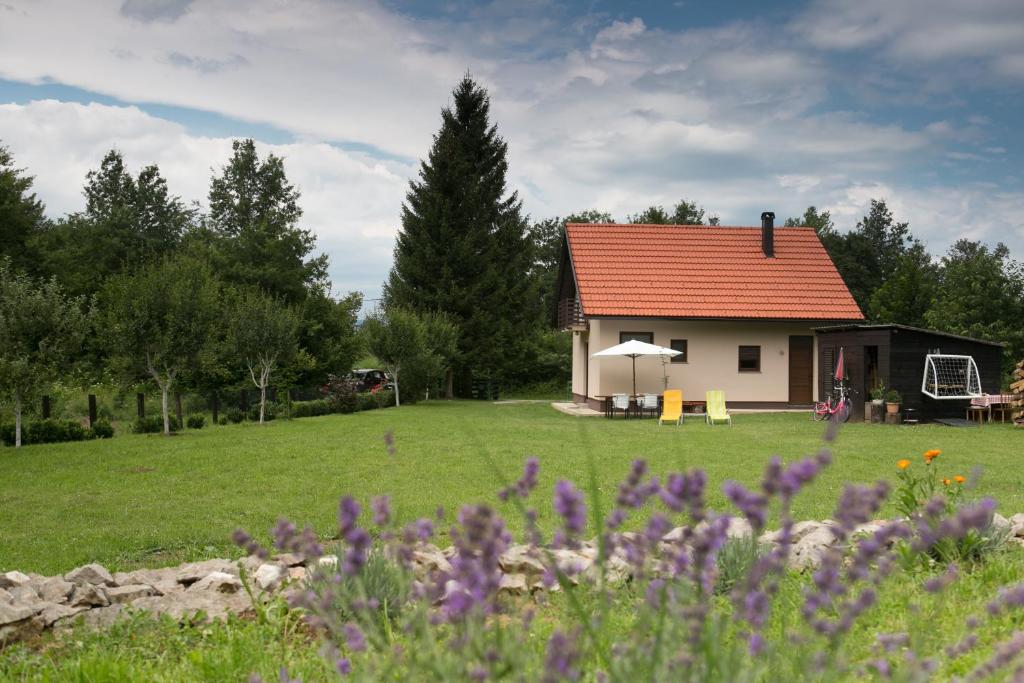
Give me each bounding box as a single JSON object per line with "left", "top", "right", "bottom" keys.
{"left": 921, "top": 354, "right": 982, "bottom": 400}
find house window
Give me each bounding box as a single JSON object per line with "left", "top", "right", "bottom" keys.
{"left": 670, "top": 339, "right": 688, "bottom": 363}
{"left": 738, "top": 346, "right": 761, "bottom": 372}
{"left": 620, "top": 331, "right": 653, "bottom": 344}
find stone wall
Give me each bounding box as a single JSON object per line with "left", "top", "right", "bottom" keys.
{"left": 4, "top": 514, "right": 1023, "bottom": 646}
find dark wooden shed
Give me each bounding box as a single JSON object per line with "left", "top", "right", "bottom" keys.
{"left": 813, "top": 324, "right": 1005, "bottom": 422}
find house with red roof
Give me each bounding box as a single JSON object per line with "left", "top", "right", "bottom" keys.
{"left": 555, "top": 212, "right": 865, "bottom": 410}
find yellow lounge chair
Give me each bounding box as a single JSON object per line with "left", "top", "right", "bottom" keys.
{"left": 705, "top": 390, "right": 732, "bottom": 426}
{"left": 659, "top": 390, "right": 683, "bottom": 425}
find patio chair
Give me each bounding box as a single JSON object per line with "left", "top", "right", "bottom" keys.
{"left": 705, "top": 390, "right": 732, "bottom": 426}
{"left": 611, "top": 393, "right": 630, "bottom": 419}
{"left": 641, "top": 393, "right": 659, "bottom": 418}
{"left": 659, "top": 390, "right": 682, "bottom": 425}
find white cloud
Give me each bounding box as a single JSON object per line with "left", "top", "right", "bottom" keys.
{"left": 0, "top": 0, "right": 1021, "bottom": 295}
{"left": 0, "top": 99, "right": 411, "bottom": 300}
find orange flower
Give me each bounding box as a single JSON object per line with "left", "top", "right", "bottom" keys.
{"left": 897, "top": 459, "right": 910, "bottom": 470}
{"left": 943, "top": 478, "right": 951, "bottom": 486}
{"left": 955, "top": 475, "right": 966, "bottom": 484}
{"left": 924, "top": 449, "right": 941, "bottom": 463}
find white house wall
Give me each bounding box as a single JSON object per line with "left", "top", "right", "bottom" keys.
{"left": 577, "top": 318, "right": 819, "bottom": 404}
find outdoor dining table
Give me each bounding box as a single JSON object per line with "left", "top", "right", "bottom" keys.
{"left": 968, "top": 394, "right": 1016, "bottom": 423}
{"left": 598, "top": 394, "right": 660, "bottom": 419}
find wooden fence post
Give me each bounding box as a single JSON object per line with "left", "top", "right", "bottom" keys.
{"left": 88, "top": 394, "right": 97, "bottom": 428}
{"left": 41, "top": 395, "right": 51, "bottom": 419}
{"left": 137, "top": 393, "right": 145, "bottom": 419}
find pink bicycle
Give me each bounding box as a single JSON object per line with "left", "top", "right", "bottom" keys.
{"left": 813, "top": 382, "right": 852, "bottom": 422}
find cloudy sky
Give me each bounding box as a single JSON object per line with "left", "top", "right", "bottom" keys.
{"left": 1, "top": 0, "right": 1022, "bottom": 303}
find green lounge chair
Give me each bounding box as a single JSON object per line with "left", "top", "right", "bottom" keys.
{"left": 705, "top": 390, "right": 732, "bottom": 426}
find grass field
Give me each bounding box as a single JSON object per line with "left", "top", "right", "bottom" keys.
{"left": 1, "top": 401, "right": 1022, "bottom": 576}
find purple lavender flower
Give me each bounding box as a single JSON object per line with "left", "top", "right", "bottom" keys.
{"left": 923, "top": 563, "right": 959, "bottom": 593}
{"left": 416, "top": 518, "right": 434, "bottom": 541}
{"left": 336, "top": 658, "right": 351, "bottom": 676}
{"left": 338, "top": 497, "right": 360, "bottom": 538}
{"left": 371, "top": 495, "right": 391, "bottom": 527}
{"left": 723, "top": 480, "right": 768, "bottom": 531}
{"left": 441, "top": 504, "right": 511, "bottom": 620}
{"left": 542, "top": 629, "right": 581, "bottom": 683}
{"left": 343, "top": 622, "right": 366, "bottom": 652}
{"left": 554, "top": 480, "right": 587, "bottom": 536}
{"left": 659, "top": 470, "right": 706, "bottom": 521}
{"left": 383, "top": 430, "right": 395, "bottom": 456}
{"left": 272, "top": 518, "right": 297, "bottom": 551}
{"left": 342, "top": 527, "right": 371, "bottom": 576}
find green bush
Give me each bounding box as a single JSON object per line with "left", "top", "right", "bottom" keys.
{"left": 132, "top": 415, "right": 180, "bottom": 434}
{"left": 186, "top": 414, "right": 206, "bottom": 429}
{"left": 247, "top": 404, "right": 275, "bottom": 422}
{"left": 217, "top": 416, "right": 228, "bottom": 426}
{"left": 89, "top": 420, "right": 115, "bottom": 439}
{"left": 225, "top": 408, "right": 246, "bottom": 424}
{"left": 291, "top": 399, "right": 334, "bottom": 418}
{"left": 0, "top": 419, "right": 91, "bottom": 446}
{"left": 325, "top": 374, "right": 359, "bottom": 414}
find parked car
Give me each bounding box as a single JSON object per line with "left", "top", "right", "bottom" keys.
{"left": 349, "top": 368, "right": 392, "bottom": 393}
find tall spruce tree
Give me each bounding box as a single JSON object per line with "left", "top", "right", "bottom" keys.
{"left": 385, "top": 76, "right": 535, "bottom": 396}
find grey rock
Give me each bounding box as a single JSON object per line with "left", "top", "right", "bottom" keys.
{"left": 992, "top": 513, "right": 1011, "bottom": 534}
{"left": 498, "top": 573, "right": 528, "bottom": 595}
{"left": 0, "top": 613, "right": 43, "bottom": 645}
{"left": 188, "top": 571, "right": 242, "bottom": 594}
{"left": 317, "top": 555, "right": 339, "bottom": 570}
{"left": 274, "top": 553, "right": 305, "bottom": 567}
{"left": 410, "top": 545, "right": 452, "bottom": 580}
{"left": 132, "top": 590, "right": 250, "bottom": 621}
{"left": 175, "top": 559, "right": 238, "bottom": 585}
{"left": 65, "top": 563, "right": 114, "bottom": 586}
{"left": 76, "top": 604, "right": 129, "bottom": 630}
{"left": 239, "top": 555, "right": 264, "bottom": 575}
{"left": 788, "top": 526, "right": 839, "bottom": 570}
{"left": 1008, "top": 513, "right": 1024, "bottom": 538}
{"left": 287, "top": 566, "right": 307, "bottom": 582}
{"left": 69, "top": 583, "right": 109, "bottom": 608}
{"left": 0, "top": 601, "right": 37, "bottom": 626}
{"left": 254, "top": 563, "right": 284, "bottom": 590}
{"left": 39, "top": 577, "right": 75, "bottom": 603}
{"left": 0, "top": 588, "right": 12, "bottom": 604}
{"left": 38, "top": 603, "right": 87, "bottom": 627}
{"left": 106, "top": 584, "right": 156, "bottom": 604}
{"left": 499, "top": 546, "right": 546, "bottom": 577}
{"left": 7, "top": 585, "right": 40, "bottom": 604}
{"left": 0, "top": 571, "right": 31, "bottom": 589}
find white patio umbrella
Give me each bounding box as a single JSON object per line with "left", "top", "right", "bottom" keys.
{"left": 592, "top": 339, "right": 681, "bottom": 396}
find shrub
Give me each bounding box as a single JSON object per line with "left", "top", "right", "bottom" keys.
{"left": 292, "top": 399, "right": 334, "bottom": 418}
{"left": 218, "top": 416, "right": 228, "bottom": 426}
{"left": 132, "top": 415, "right": 180, "bottom": 434}
{"left": 0, "top": 419, "right": 91, "bottom": 446}
{"left": 89, "top": 420, "right": 115, "bottom": 439}
{"left": 225, "top": 408, "right": 246, "bottom": 424}
{"left": 247, "top": 404, "right": 275, "bottom": 422}
{"left": 186, "top": 414, "right": 206, "bottom": 429}
{"left": 325, "top": 374, "right": 359, "bottom": 414}
{"left": 309, "top": 550, "right": 408, "bottom": 630}
{"left": 715, "top": 534, "right": 767, "bottom": 595}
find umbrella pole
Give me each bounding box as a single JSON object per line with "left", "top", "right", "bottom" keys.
{"left": 632, "top": 355, "right": 637, "bottom": 396}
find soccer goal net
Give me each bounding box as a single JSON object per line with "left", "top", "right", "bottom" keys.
{"left": 921, "top": 354, "right": 982, "bottom": 399}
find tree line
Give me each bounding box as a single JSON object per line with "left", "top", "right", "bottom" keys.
{"left": 3, "top": 74, "right": 1021, "bottom": 446}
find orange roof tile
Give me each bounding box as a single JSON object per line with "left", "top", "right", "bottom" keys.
{"left": 565, "top": 223, "right": 864, "bottom": 320}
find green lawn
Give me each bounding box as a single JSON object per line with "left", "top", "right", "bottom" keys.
{"left": 1, "top": 401, "right": 1022, "bottom": 575}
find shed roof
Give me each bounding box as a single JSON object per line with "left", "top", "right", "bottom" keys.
{"left": 812, "top": 323, "right": 1006, "bottom": 347}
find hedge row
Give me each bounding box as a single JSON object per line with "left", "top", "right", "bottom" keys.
{"left": 0, "top": 419, "right": 113, "bottom": 446}
{"left": 291, "top": 389, "right": 395, "bottom": 419}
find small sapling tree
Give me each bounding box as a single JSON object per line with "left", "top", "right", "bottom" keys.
{"left": 0, "top": 261, "right": 89, "bottom": 447}
{"left": 227, "top": 288, "right": 300, "bottom": 424}
{"left": 102, "top": 256, "right": 220, "bottom": 435}
{"left": 363, "top": 306, "right": 456, "bottom": 407}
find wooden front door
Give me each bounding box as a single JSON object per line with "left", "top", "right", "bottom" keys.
{"left": 789, "top": 336, "right": 814, "bottom": 404}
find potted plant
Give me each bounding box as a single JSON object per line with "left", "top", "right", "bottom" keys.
{"left": 886, "top": 389, "right": 902, "bottom": 415}
{"left": 870, "top": 382, "right": 887, "bottom": 404}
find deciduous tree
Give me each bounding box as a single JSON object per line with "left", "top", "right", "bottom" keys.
{"left": 101, "top": 256, "right": 221, "bottom": 435}
{"left": 0, "top": 261, "right": 89, "bottom": 447}
{"left": 227, "top": 288, "right": 301, "bottom": 424}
